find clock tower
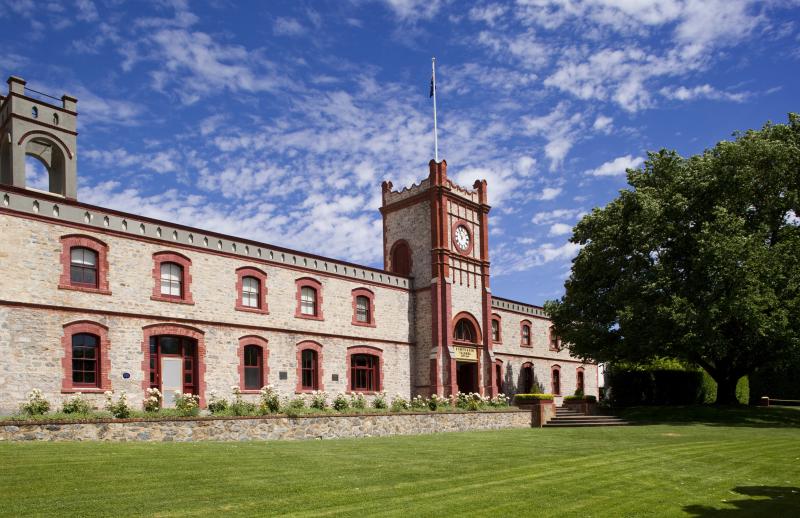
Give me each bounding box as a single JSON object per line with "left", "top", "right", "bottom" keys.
{"left": 381, "top": 159, "right": 496, "bottom": 397}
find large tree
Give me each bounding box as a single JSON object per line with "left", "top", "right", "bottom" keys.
{"left": 545, "top": 114, "right": 800, "bottom": 404}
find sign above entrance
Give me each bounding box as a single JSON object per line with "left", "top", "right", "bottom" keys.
{"left": 453, "top": 346, "right": 478, "bottom": 362}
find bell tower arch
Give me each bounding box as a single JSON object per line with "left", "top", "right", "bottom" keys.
{"left": 0, "top": 76, "right": 78, "bottom": 199}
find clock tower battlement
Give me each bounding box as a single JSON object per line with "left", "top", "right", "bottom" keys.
{"left": 380, "top": 159, "right": 497, "bottom": 398}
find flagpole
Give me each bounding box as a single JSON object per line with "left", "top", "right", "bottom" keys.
{"left": 432, "top": 56, "right": 439, "bottom": 162}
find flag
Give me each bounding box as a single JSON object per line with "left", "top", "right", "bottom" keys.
{"left": 429, "top": 77, "right": 434, "bottom": 98}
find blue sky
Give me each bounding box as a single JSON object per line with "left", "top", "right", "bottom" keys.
{"left": 3, "top": 0, "right": 798, "bottom": 305}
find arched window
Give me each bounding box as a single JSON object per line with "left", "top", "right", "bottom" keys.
{"left": 301, "top": 286, "right": 317, "bottom": 315}
{"left": 72, "top": 333, "right": 99, "bottom": 387}
{"left": 241, "top": 276, "right": 260, "bottom": 308}
{"left": 390, "top": 241, "right": 412, "bottom": 276}
{"left": 552, "top": 367, "right": 561, "bottom": 395}
{"left": 301, "top": 349, "right": 319, "bottom": 390}
{"left": 549, "top": 327, "right": 560, "bottom": 351}
{"left": 355, "top": 296, "right": 370, "bottom": 322}
{"left": 70, "top": 247, "right": 98, "bottom": 287}
{"left": 521, "top": 363, "right": 534, "bottom": 394}
{"left": 243, "top": 345, "right": 263, "bottom": 390}
{"left": 521, "top": 321, "right": 532, "bottom": 347}
{"left": 576, "top": 368, "right": 585, "bottom": 394}
{"left": 491, "top": 316, "right": 501, "bottom": 343}
{"left": 160, "top": 262, "right": 183, "bottom": 298}
{"left": 351, "top": 288, "right": 376, "bottom": 326}
{"left": 454, "top": 318, "right": 477, "bottom": 343}
{"left": 350, "top": 354, "right": 380, "bottom": 392}
{"left": 495, "top": 361, "right": 503, "bottom": 395}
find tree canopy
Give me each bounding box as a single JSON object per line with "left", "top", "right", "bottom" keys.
{"left": 545, "top": 114, "right": 800, "bottom": 404}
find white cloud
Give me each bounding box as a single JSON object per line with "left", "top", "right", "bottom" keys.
{"left": 532, "top": 208, "right": 584, "bottom": 225}
{"left": 493, "top": 240, "right": 582, "bottom": 275}
{"left": 523, "top": 102, "right": 584, "bottom": 170}
{"left": 659, "top": 84, "right": 749, "bottom": 102}
{"left": 273, "top": 17, "right": 304, "bottom": 36}
{"left": 537, "top": 187, "right": 562, "bottom": 200}
{"left": 75, "top": 0, "right": 98, "bottom": 22}
{"left": 380, "top": 0, "right": 445, "bottom": 21}
{"left": 548, "top": 222, "right": 572, "bottom": 236}
{"left": 593, "top": 114, "right": 613, "bottom": 133}
{"left": 468, "top": 4, "right": 506, "bottom": 26}
{"left": 585, "top": 154, "right": 644, "bottom": 177}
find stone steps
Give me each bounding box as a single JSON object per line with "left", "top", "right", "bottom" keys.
{"left": 544, "top": 407, "right": 630, "bottom": 427}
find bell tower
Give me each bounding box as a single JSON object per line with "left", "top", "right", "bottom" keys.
{"left": 381, "top": 159, "right": 496, "bottom": 398}
{"left": 0, "top": 76, "right": 78, "bottom": 199}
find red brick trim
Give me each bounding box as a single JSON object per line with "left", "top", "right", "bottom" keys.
{"left": 450, "top": 218, "right": 475, "bottom": 256}
{"left": 549, "top": 326, "right": 560, "bottom": 351}
{"left": 296, "top": 341, "right": 324, "bottom": 393}
{"left": 452, "top": 311, "right": 482, "bottom": 345}
{"left": 294, "top": 277, "right": 324, "bottom": 320}
{"left": 551, "top": 364, "right": 562, "bottom": 395}
{"left": 491, "top": 313, "right": 502, "bottom": 344}
{"left": 237, "top": 335, "right": 269, "bottom": 393}
{"left": 345, "top": 345, "right": 384, "bottom": 394}
{"left": 58, "top": 234, "right": 111, "bottom": 295}
{"left": 351, "top": 287, "right": 376, "bottom": 327}
{"left": 388, "top": 239, "right": 413, "bottom": 276}
{"left": 141, "top": 323, "right": 206, "bottom": 407}
{"left": 576, "top": 366, "right": 585, "bottom": 393}
{"left": 235, "top": 266, "right": 268, "bottom": 314}
{"left": 61, "top": 320, "right": 111, "bottom": 393}
{"left": 520, "top": 319, "right": 533, "bottom": 348}
{"left": 151, "top": 251, "right": 194, "bottom": 304}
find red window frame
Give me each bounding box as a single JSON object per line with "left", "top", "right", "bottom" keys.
{"left": 521, "top": 362, "right": 534, "bottom": 394}
{"left": 141, "top": 324, "right": 206, "bottom": 407}
{"left": 346, "top": 346, "right": 383, "bottom": 394}
{"left": 491, "top": 314, "right": 502, "bottom": 343}
{"left": 549, "top": 327, "right": 560, "bottom": 351}
{"left": 389, "top": 240, "right": 412, "bottom": 276}
{"left": 296, "top": 341, "right": 324, "bottom": 393}
{"left": 238, "top": 336, "right": 269, "bottom": 393}
{"left": 58, "top": 234, "right": 111, "bottom": 295}
{"left": 521, "top": 320, "right": 532, "bottom": 347}
{"left": 452, "top": 312, "right": 482, "bottom": 345}
{"left": 235, "top": 267, "right": 269, "bottom": 314}
{"left": 61, "top": 320, "right": 111, "bottom": 393}
{"left": 151, "top": 251, "right": 194, "bottom": 304}
{"left": 351, "top": 288, "right": 376, "bottom": 327}
{"left": 576, "top": 368, "right": 585, "bottom": 393}
{"left": 552, "top": 365, "right": 561, "bottom": 395}
{"left": 294, "top": 278, "right": 324, "bottom": 320}
{"left": 495, "top": 360, "right": 503, "bottom": 395}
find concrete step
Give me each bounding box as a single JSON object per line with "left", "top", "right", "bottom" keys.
{"left": 544, "top": 414, "right": 630, "bottom": 427}
{"left": 544, "top": 421, "right": 630, "bottom": 427}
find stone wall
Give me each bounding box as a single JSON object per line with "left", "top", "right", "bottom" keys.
{"left": 0, "top": 410, "right": 532, "bottom": 442}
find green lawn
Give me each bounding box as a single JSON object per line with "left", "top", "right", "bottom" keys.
{"left": 1, "top": 407, "right": 799, "bottom": 517}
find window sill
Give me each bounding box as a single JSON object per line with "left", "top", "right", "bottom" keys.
{"left": 351, "top": 321, "right": 376, "bottom": 328}
{"left": 58, "top": 284, "right": 112, "bottom": 295}
{"left": 61, "top": 388, "right": 107, "bottom": 394}
{"left": 150, "top": 295, "right": 195, "bottom": 305}
{"left": 235, "top": 306, "right": 269, "bottom": 315}
{"left": 295, "top": 389, "right": 322, "bottom": 394}
{"left": 345, "top": 390, "right": 382, "bottom": 395}
{"left": 239, "top": 389, "right": 262, "bottom": 394}
{"left": 295, "top": 314, "right": 324, "bottom": 321}
{"left": 520, "top": 344, "right": 533, "bottom": 348}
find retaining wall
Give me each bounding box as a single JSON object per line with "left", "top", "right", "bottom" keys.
{"left": 0, "top": 410, "right": 531, "bottom": 442}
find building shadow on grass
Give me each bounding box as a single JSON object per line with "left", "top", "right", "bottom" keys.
{"left": 683, "top": 486, "right": 800, "bottom": 516}
{"left": 617, "top": 405, "right": 800, "bottom": 428}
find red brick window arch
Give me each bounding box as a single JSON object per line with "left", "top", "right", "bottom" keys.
{"left": 238, "top": 336, "right": 269, "bottom": 392}
{"left": 576, "top": 367, "right": 585, "bottom": 394}
{"left": 151, "top": 251, "right": 193, "bottom": 304}
{"left": 58, "top": 234, "right": 111, "bottom": 294}
{"left": 452, "top": 312, "right": 482, "bottom": 344}
{"left": 551, "top": 365, "right": 562, "bottom": 395}
{"left": 295, "top": 277, "right": 324, "bottom": 320}
{"left": 491, "top": 314, "right": 502, "bottom": 343}
{"left": 520, "top": 320, "right": 532, "bottom": 347}
{"left": 390, "top": 240, "right": 412, "bottom": 276}
{"left": 346, "top": 346, "right": 383, "bottom": 393}
{"left": 296, "top": 341, "right": 324, "bottom": 392}
{"left": 521, "top": 362, "right": 534, "bottom": 394}
{"left": 351, "top": 288, "right": 376, "bottom": 327}
{"left": 61, "top": 320, "right": 111, "bottom": 392}
{"left": 549, "top": 326, "right": 560, "bottom": 351}
{"left": 235, "top": 267, "right": 268, "bottom": 314}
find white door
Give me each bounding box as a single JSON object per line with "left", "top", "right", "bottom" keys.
{"left": 161, "top": 357, "right": 183, "bottom": 408}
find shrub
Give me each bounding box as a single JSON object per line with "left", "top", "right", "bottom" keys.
{"left": 143, "top": 388, "right": 162, "bottom": 413}
{"left": 20, "top": 389, "right": 50, "bottom": 416}
{"left": 287, "top": 396, "right": 306, "bottom": 410}
{"left": 456, "top": 392, "right": 484, "bottom": 411}
{"left": 174, "top": 392, "right": 200, "bottom": 417}
{"left": 207, "top": 390, "right": 228, "bottom": 414}
{"left": 104, "top": 391, "right": 131, "bottom": 419}
{"left": 428, "top": 394, "right": 447, "bottom": 411}
{"left": 259, "top": 385, "right": 280, "bottom": 414}
{"left": 490, "top": 394, "right": 510, "bottom": 407}
{"left": 390, "top": 395, "right": 409, "bottom": 412}
{"left": 372, "top": 392, "right": 387, "bottom": 409}
{"left": 62, "top": 392, "right": 92, "bottom": 414}
{"left": 332, "top": 394, "right": 350, "bottom": 411}
{"left": 514, "top": 393, "right": 555, "bottom": 405}
{"left": 736, "top": 376, "right": 749, "bottom": 405}
{"left": 309, "top": 391, "right": 328, "bottom": 410}
{"left": 410, "top": 395, "right": 428, "bottom": 410}
{"left": 349, "top": 393, "right": 366, "bottom": 410}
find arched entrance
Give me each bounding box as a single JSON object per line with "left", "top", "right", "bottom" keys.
{"left": 142, "top": 324, "right": 206, "bottom": 407}
{"left": 452, "top": 312, "right": 482, "bottom": 394}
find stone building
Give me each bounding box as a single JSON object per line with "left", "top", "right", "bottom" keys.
{"left": 0, "top": 76, "right": 597, "bottom": 413}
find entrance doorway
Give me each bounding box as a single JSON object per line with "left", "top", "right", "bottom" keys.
{"left": 456, "top": 361, "right": 478, "bottom": 394}
{"left": 148, "top": 335, "right": 198, "bottom": 408}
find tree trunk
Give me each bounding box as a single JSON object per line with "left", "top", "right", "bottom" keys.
{"left": 714, "top": 375, "right": 740, "bottom": 405}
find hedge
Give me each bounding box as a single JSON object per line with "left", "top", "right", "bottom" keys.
{"left": 564, "top": 395, "right": 597, "bottom": 403}
{"left": 514, "top": 394, "right": 555, "bottom": 404}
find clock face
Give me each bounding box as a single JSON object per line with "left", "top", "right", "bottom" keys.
{"left": 454, "top": 225, "right": 470, "bottom": 251}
